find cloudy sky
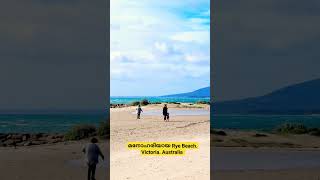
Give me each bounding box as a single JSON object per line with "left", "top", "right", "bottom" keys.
{"left": 110, "top": 0, "right": 210, "bottom": 96}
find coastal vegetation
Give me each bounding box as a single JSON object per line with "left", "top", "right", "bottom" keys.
{"left": 275, "top": 123, "right": 309, "bottom": 134}
{"left": 140, "top": 99, "right": 150, "bottom": 106}
{"left": 97, "top": 121, "right": 109, "bottom": 139}
{"left": 65, "top": 121, "right": 109, "bottom": 140}
{"left": 129, "top": 99, "right": 150, "bottom": 106}
{"left": 130, "top": 101, "right": 140, "bottom": 106}
{"left": 64, "top": 124, "right": 96, "bottom": 140}
{"left": 211, "top": 129, "right": 227, "bottom": 136}
{"left": 196, "top": 100, "right": 210, "bottom": 105}
{"left": 275, "top": 123, "right": 320, "bottom": 136}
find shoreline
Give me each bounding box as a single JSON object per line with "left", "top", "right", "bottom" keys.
{"left": 211, "top": 129, "right": 320, "bottom": 149}
{"left": 110, "top": 101, "right": 210, "bottom": 108}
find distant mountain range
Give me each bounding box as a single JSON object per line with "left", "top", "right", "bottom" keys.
{"left": 162, "top": 87, "right": 210, "bottom": 98}
{"left": 213, "top": 79, "right": 320, "bottom": 114}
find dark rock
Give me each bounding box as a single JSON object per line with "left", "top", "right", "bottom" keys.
{"left": 48, "top": 139, "right": 62, "bottom": 144}
{"left": 308, "top": 128, "right": 320, "bottom": 136}
{"left": 12, "top": 134, "right": 23, "bottom": 140}
{"left": 0, "top": 133, "right": 67, "bottom": 147}
{"left": 253, "top": 133, "right": 268, "bottom": 137}
{"left": 6, "top": 134, "right": 12, "bottom": 139}
{"left": 38, "top": 137, "right": 49, "bottom": 141}
{"left": 211, "top": 130, "right": 227, "bottom": 136}
{"left": 4, "top": 139, "right": 15, "bottom": 146}
{"left": 31, "top": 141, "right": 47, "bottom": 145}
{"left": 0, "top": 134, "right": 6, "bottom": 140}
{"left": 22, "top": 134, "right": 30, "bottom": 141}
{"left": 48, "top": 134, "right": 63, "bottom": 139}
{"left": 11, "top": 134, "right": 20, "bottom": 138}
{"left": 16, "top": 142, "right": 25, "bottom": 146}
{"left": 56, "top": 134, "right": 64, "bottom": 139}
{"left": 31, "top": 133, "right": 44, "bottom": 140}
{"left": 23, "top": 141, "right": 32, "bottom": 146}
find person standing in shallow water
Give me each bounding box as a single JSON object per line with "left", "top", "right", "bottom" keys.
{"left": 163, "top": 104, "right": 169, "bottom": 121}
{"left": 83, "top": 137, "right": 104, "bottom": 180}
{"left": 136, "top": 104, "right": 143, "bottom": 119}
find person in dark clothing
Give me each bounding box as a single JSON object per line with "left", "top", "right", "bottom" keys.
{"left": 163, "top": 104, "right": 169, "bottom": 121}
{"left": 136, "top": 104, "right": 143, "bottom": 119}
{"left": 83, "top": 137, "right": 104, "bottom": 180}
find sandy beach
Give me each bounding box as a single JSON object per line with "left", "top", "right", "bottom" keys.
{"left": 110, "top": 103, "right": 210, "bottom": 180}
{"left": 212, "top": 130, "right": 320, "bottom": 180}
{"left": 0, "top": 140, "right": 108, "bottom": 180}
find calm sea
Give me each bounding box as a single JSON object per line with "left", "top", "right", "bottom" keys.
{"left": 110, "top": 96, "right": 210, "bottom": 104}
{"left": 212, "top": 114, "right": 320, "bottom": 131}
{"left": 0, "top": 114, "right": 107, "bottom": 133}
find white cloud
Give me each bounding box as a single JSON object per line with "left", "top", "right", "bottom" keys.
{"left": 110, "top": 0, "right": 210, "bottom": 95}
{"left": 184, "top": 53, "right": 210, "bottom": 63}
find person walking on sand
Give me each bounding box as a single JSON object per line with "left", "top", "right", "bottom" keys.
{"left": 136, "top": 104, "right": 143, "bottom": 119}
{"left": 82, "top": 137, "right": 104, "bottom": 180}
{"left": 163, "top": 104, "right": 169, "bottom": 121}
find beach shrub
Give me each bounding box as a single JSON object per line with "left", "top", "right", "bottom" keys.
{"left": 130, "top": 101, "right": 140, "bottom": 106}
{"left": 97, "top": 121, "right": 109, "bottom": 139}
{"left": 253, "top": 133, "right": 268, "bottom": 137}
{"left": 65, "top": 124, "right": 96, "bottom": 140}
{"left": 140, "top": 99, "right": 149, "bottom": 106}
{"left": 170, "top": 102, "right": 181, "bottom": 105}
{"left": 276, "top": 123, "right": 308, "bottom": 134}
{"left": 211, "top": 129, "right": 227, "bottom": 136}
{"left": 196, "top": 100, "right": 209, "bottom": 104}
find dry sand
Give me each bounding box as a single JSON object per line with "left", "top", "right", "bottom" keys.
{"left": 0, "top": 140, "right": 108, "bottom": 180}
{"left": 110, "top": 104, "right": 210, "bottom": 180}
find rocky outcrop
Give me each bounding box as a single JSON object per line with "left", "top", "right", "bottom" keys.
{"left": 110, "top": 104, "right": 128, "bottom": 108}
{"left": 0, "top": 133, "right": 64, "bottom": 147}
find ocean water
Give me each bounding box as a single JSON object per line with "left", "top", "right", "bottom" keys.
{"left": 212, "top": 114, "right": 320, "bottom": 131}
{"left": 110, "top": 96, "right": 210, "bottom": 104}
{"left": 0, "top": 114, "right": 107, "bottom": 133}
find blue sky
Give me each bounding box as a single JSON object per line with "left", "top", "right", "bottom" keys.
{"left": 111, "top": 0, "right": 210, "bottom": 96}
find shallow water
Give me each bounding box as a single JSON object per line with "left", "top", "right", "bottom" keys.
{"left": 132, "top": 109, "right": 210, "bottom": 116}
